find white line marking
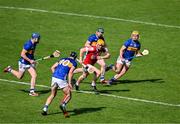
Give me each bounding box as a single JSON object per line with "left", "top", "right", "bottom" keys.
{"left": 0, "top": 78, "right": 180, "bottom": 107}
{"left": 0, "top": 78, "right": 49, "bottom": 88}
{"left": 0, "top": 6, "right": 180, "bottom": 29}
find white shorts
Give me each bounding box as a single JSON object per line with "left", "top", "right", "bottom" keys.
{"left": 18, "top": 61, "right": 35, "bottom": 72}
{"left": 116, "top": 56, "right": 131, "bottom": 66}
{"left": 51, "top": 77, "right": 68, "bottom": 89}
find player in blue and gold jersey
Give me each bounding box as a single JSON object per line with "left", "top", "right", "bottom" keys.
{"left": 42, "top": 52, "right": 77, "bottom": 118}
{"left": 108, "top": 31, "right": 143, "bottom": 84}
{"left": 85, "top": 27, "right": 105, "bottom": 47}
{"left": 4, "top": 33, "right": 40, "bottom": 96}
{"left": 84, "top": 28, "right": 111, "bottom": 83}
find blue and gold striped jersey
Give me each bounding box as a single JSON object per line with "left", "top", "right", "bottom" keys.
{"left": 88, "top": 34, "right": 105, "bottom": 46}
{"left": 52, "top": 57, "right": 77, "bottom": 80}
{"left": 123, "top": 38, "right": 141, "bottom": 60}
{"left": 19, "top": 40, "right": 37, "bottom": 64}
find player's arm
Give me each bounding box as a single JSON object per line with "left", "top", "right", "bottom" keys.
{"left": 79, "top": 46, "right": 94, "bottom": 62}
{"left": 101, "top": 52, "right": 110, "bottom": 59}
{"left": 119, "top": 45, "right": 126, "bottom": 59}
{"left": 84, "top": 40, "right": 91, "bottom": 47}
{"left": 21, "top": 49, "right": 34, "bottom": 64}
{"left": 51, "top": 62, "right": 59, "bottom": 73}
{"left": 97, "top": 47, "right": 111, "bottom": 59}
{"left": 135, "top": 44, "right": 143, "bottom": 57}
{"left": 79, "top": 48, "right": 86, "bottom": 63}
{"left": 85, "top": 35, "right": 95, "bottom": 47}
{"left": 68, "top": 66, "right": 76, "bottom": 90}
{"left": 135, "top": 50, "right": 143, "bottom": 57}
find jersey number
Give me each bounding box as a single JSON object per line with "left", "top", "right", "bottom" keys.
{"left": 59, "top": 59, "right": 72, "bottom": 67}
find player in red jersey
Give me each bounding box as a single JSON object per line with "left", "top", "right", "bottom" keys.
{"left": 74, "top": 39, "right": 106, "bottom": 91}
{"left": 84, "top": 28, "right": 110, "bottom": 83}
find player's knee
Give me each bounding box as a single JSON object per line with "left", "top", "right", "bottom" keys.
{"left": 16, "top": 73, "right": 23, "bottom": 79}
{"left": 100, "top": 63, "right": 106, "bottom": 68}
{"left": 115, "top": 66, "right": 122, "bottom": 73}
{"left": 115, "top": 69, "right": 121, "bottom": 74}
{"left": 67, "top": 92, "right": 71, "bottom": 97}
{"left": 82, "top": 74, "right": 87, "bottom": 79}
{"left": 96, "top": 71, "right": 101, "bottom": 77}
{"left": 17, "top": 75, "right": 23, "bottom": 79}
{"left": 64, "top": 89, "right": 71, "bottom": 96}
{"left": 81, "top": 76, "right": 86, "bottom": 80}
{"left": 121, "top": 69, "right": 128, "bottom": 74}
{"left": 50, "top": 92, "right": 56, "bottom": 98}
{"left": 50, "top": 93, "right": 55, "bottom": 97}
{"left": 31, "top": 73, "right": 37, "bottom": 79}
{"left": 50, "top": 94, "right": 55, "bottom": 99}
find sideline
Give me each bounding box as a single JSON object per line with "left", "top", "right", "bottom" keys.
{"left": 0, "top": 6, "right": 180, "bottom": 29}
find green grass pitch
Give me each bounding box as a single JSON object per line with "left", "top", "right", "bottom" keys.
{"left": 0, "top": 0, "right": 180, "bottom": 123}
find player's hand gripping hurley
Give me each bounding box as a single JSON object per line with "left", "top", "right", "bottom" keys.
{"left": 76, "top": 58, "right": 94, "bottom": 74}
{"left": 127, "top": 49, "right": 149, "bottom": 60}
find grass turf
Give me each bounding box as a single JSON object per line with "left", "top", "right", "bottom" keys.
{"left": 0, "top": 0, "right": 180, "bottom": 123}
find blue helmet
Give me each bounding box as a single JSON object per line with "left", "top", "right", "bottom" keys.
{"left": 31, "top": 33, "right": 40, "bottom": 39}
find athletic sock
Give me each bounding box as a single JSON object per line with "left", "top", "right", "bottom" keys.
{"left": 62, "top": 102, "right": 66, "bottom": 106}
{"left": 75, "top": 82, "right": 79, "bottom": 86}
{"left": 100, "top": 76, "right": 105, "bottom": 81}
{"left": 30, "top": 89, "right": 35, "bottom": 93}
{"left": 9, "top": 68, "right": 12, "bottom": 72}
{"left": 60, "top": 102, "right": 66, "bottom": 111}
{"left": 6, "top": 66, "right": 12, "bottom": 73}
{"left": 43, "top": 105, "right": 48, "bottom": 112}
{"left": 91, "top": 81, "right": 96, "bottom": 87}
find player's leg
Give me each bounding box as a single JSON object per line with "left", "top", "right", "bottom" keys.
{"left": 11, "top": 70, "right": 24, "bottom": 79}
{"left": 71, "top": 67, "right": 83, "bottom": 87}
{"left": 60, "top": 86, "right": 71, "bottom": 118}
{"left": 114, "top": 62, "right": 124, "bottom": 73}
{"left": 3, "top": 62, "right": 25, "bottom": 79}
{"left": 96, "top": 59, "right": 106, "bottom": 82}
{"left": 106, "top": 56, "right": 125, "bottom": 73}
{"left": 61, "top": 86, "right": 71, "bottom": 105}
{"left": 88, "top": 64, "right": 101, "bottom": 79}
{"left": 115, "top": 64, "right": 130, "bottom": 79}
{"left": 28, "top": 66, "right": 38, "bottom": 96}
{"left": 73, "top": 67, "right": 83, "bottom": 74}
{"left": 109, "top": 63, "right": 130, "bottom": 84}
{"left": 75, "top": 71, "right": 89, "bottom": 90}
{"left": 88, "top": 64, "right": 101, "bottom": 91}
{"left": 113, "top": 56, "right": 125, "bottom": 73}
{"left": 42, "top": 83, "right": 58, "bottom": 115}
{"left": 108, "top": 56, "right": 126, "bottom": 83}
{"left": 91, "top": 73, "right": 98, "bottom": 91}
